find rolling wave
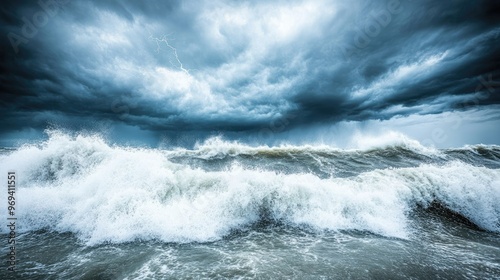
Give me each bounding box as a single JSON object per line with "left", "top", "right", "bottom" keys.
{"left": 0, "top": 131, "right": 499, "bottom": 245}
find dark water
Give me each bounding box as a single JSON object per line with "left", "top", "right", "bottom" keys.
{"left": 0, "top": 133, "right": 499, "bottom": 279}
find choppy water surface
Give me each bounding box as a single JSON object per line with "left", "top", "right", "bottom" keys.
{"left": 0, "top": 132, "right": 499, "bottom": 279}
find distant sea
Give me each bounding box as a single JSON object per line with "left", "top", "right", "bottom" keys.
{"left": 1, "top": 131, "right": 499, "bottom": 279}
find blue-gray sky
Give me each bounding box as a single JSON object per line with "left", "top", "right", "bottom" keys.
{"left": 1, "top": 0, "right": 499, "bottom": 147}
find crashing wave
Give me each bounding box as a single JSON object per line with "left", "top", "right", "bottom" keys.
{"left": 0, "top": 131, "right": 498, "bottom": 245}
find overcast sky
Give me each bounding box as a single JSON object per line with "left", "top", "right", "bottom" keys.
{"left": 1, "top": 0, "right": 499, "bottom": 147}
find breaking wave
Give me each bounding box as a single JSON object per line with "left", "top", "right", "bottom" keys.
{"left": 0, "top": 131, "right": 499, "bottom": 245}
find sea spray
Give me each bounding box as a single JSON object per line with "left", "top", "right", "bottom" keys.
{"left": 0, "top": 131, "right": 499, "bottom": 245}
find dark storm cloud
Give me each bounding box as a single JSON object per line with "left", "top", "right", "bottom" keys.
{"left": 1, "top": 0, "right": 499, "bottom": 144}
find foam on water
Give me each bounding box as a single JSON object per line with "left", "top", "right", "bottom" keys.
{"left": 0, "top": 131, "right": 498, "bottom": 245}
{"left": 169, "top": 131, "right": 439, "bottom": 159}
{"left": 170, "top": 136, "right": 339, "bottom": 159}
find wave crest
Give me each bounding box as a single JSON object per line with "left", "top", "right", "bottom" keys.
{"left": 0, "top": 131, "right": 499, "bottom": 245}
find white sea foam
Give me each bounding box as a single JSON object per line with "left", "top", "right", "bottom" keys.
{"left": 168, "top": 136, "right": 338, "bottom": 159}
{"left": 0, "top": 132, "right": 498, "bottom": 245}
{"left": 347, "top": 131, "right": 439, "bottom": 154}
{"left": 169, "top": 131, "right": 440, "bottom": 159}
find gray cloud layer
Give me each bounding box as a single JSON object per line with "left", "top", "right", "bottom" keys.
{"left": 1, "top": 0, "right": 499, "bottom": 145}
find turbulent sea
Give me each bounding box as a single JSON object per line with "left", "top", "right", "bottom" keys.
{"left": 1, "top": 132, "right": 499, "bottom": 279}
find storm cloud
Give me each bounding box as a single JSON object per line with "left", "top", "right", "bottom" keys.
{"left": 1, "top": 0, "right": 499, "bottom": 146}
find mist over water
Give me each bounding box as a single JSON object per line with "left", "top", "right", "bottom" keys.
{"left": 0, "top": 130, "right": 499, "bottom": 278}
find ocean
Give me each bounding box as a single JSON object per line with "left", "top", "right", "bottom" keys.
{"left": 0, "top": 132, "right": 499, "bottom": 279}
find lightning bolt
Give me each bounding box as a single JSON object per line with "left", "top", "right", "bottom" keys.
{"left": 149, "top": 34, "right": 189, "bottom": 74}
